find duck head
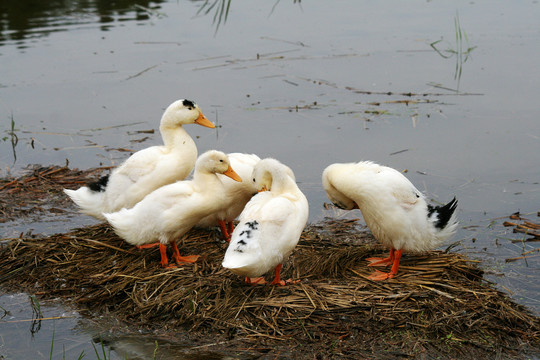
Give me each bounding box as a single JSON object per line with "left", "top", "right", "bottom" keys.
{"left": 251, "top": 158, "right": 296, "bottom": 193}
{"left": 322, "top": 164, "right": 360, "bottom": 210}
{"left": 197, "top": 150, "right": 242, "bottom": 182}
{"left": 161, "top": 99, "right": 215, "bottom": 129}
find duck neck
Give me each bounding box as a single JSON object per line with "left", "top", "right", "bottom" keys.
{"left": 193, "top": 171, "right": 225, "bottom": 209}
{"left": 269, "top": 170, "right": 296, "bottom": 194}
{"left": 159, "top": 122, "right": 195, "bottom": 151}
{"left": 326, "top": 181, "right": 357, "bottom": 210}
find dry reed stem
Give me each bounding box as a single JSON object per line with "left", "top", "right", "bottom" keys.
{"left": 0, "top": 165, "right": 109, "bottom": 223}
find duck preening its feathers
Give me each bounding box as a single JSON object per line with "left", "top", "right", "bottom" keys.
{"left": 222, "top": 158, "right": 308, "bottom": 286}
{"left": 322, "top": 161, "right": 458, "bottom": 281}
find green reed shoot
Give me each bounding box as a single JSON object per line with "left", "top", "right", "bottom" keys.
{"left": 430, "top": 11, "right": 477, "bottom": 92}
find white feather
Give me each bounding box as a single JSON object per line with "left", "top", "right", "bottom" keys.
{"left": 322, "top": 161, "right": 458, "bottom": 253}
{"left": 222, "top": 158, "right": 309, "bottom": 278}
{"left": 103, "top": 150, "right": 240, "bottom": 248}
{"left": 196, "top": 153, "right": 260, "bottom": 228}
{"left": 64, "top": 99, "right": 214, "bottom": 220}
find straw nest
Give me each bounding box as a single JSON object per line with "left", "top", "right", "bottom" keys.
{"left": 1, "top": 166, "right": 539, "bottom": 358}
{"left": 0, "top": 164, "right": 109, "bottom": 223}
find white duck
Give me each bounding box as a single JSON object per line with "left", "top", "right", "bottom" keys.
{"left": 196, "top": 153, "right": 261, "bottom": 242}
{"left": 322, "top": 161, "right": 458, "bottom": 281}
{"left": 222, "top": 158, "right": 308, "bottom": 285}
{"left": 64, "top": 99, "right": 215, "bottom": 220}
{"left": 103, "top": 150, "right": 242, "bottom": 268}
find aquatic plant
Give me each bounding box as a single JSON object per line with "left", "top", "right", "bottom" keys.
{"left": 2, "top": 113, "right": 18, "bottom": 164}
{"left": 29, "top": 294, "right": 43, "bottom": 336}
{"left": 92, "top": 337, "right": 111, "bottom": 360}
{"left": 430, "top": 12, "right": 477, "bottom": 92}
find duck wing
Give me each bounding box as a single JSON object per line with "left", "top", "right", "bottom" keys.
{"left": 223, "top": 196, "right": 295, "bottom": 270}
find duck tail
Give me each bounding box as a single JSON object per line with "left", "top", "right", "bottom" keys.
{"left": 64, "top": 186, "right": 106, "bottom": 220}
{"left": 428, "top": 197, "right": 458, "bottom": 239}
{"left": 103, "top": 208, "right": 141, "bottom": 245}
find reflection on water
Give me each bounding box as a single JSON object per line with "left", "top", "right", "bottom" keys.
{"left": 0, "top": 0, "right": 299, "bottom": 48}
{"left": 195, "top": 0, "right": 231, "bottom": 35}
{"left": 0, "top": 0, "right": 166, "bottom": 48}
{"left": 429, "top": 12, "right": 476, "bottom": 92}
{"left": 195, "top": 0, "right": 301, "bottom": 34}
{"left": 2, "top": 113, "right": 18, "bottom": 165}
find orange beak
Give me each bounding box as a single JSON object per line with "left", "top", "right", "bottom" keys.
{"left": 223, "top": 166, "right": 242, "bottom": 182}
{"left": 195, "top": 111, "right": 215, "bottom": 128}
{"left": 258, "top": 185, "right": 269, "bottom": 192}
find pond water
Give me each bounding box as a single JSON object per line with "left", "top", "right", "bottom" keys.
{"left": 1, "top": 0, "right": 539, "bottom": 358}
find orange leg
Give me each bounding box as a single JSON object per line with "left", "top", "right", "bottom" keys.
{"left": 218, "top": 220, "right": 231, "bottom": 243}
{"left": 368, "top": 249, "right": 403, "bottom": 281}
{"left": 270, "top": 264, "right": 300, "bottom": 286}
{"left": 136, "top": 242, "right": 174, "bottom": 268}
{"left": 158, "top": 243, "right": 175, "bottom": 268}
{"left": 270, "top": 264, "right": 287, "bottom": 286}
{"left": 170, "top": 240, "right": 199, "bottom": 265}
{"left": 366, "top": 248, "right": 395, "bottom": 267}
{"left": 227, "top": 221, "right": 235, "bottom": 237}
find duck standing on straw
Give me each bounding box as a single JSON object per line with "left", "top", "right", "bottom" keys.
{"left": 322, "top": 161, "right": 458, "bottom": 280}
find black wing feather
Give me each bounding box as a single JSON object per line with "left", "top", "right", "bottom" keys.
{"left": 87, "top": 174, "right": 109, "bottom": 192}
{"left": 427, "top": 197, "right": 457, "bottom": 230}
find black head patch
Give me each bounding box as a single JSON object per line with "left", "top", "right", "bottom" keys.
{"left": 182, "top": 99, "right": 196, "bottom": 110}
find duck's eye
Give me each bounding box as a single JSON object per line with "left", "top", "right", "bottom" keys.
{"left": 252, "top": 178, "right": 256, "bottom": 182}
{"left": 219, "top": 159, "right": 223, "bottom": 162}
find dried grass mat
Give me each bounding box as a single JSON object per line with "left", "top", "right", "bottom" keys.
{"left": 1, "top": 219, "right": 538, "bottom": 358}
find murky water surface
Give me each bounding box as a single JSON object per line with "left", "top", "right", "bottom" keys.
{"left": 1, "top": 0, "right": 539, "bottom": 358}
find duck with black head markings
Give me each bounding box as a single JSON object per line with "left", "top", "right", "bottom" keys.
{"left": 322, "top": 160, "right": 458, "bottom": 281}
{"left": 64, "top": 99, "right": 214, "bottom": 220}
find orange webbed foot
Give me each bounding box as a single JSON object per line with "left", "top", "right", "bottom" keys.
{"left": 162, "top": 263, "right": 178, "bottom": 269}
{"left": 174, "top": 255, "right": 200, "bottom": 264}
{"left": 366, "top": 248, "right": 395, "bottom": 267}
{"left": 366, "top": 257, "right": 394, "bottom": 267}
{"left": 368, "top": 270, "right": 395, "bottom": 281}
{"left": 271, "top": 278, "right": 300, "bottom": 286}
{"left": 169, "top": 240, "right": 199, "bottom": 265}
{"left": 245, "top": 277, "right": 267, "bottom": 285}
{"left": 271, "top": 279, "right": 286, "bottom": 286}
{"left": 137, "top": 243, "right": 160, "bottom": 249}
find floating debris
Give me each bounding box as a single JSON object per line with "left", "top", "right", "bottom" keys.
{"left": 503, "top": 212, "right": 540, "bottom": 242}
